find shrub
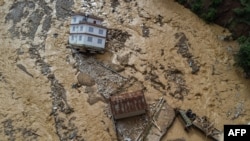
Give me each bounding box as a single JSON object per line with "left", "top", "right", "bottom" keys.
{"left": 176, "top": 0, "right": 187, "bottom": 4}
{"left": 191, "top": 0, "right": 202, "bottom": 13}
{"left": 236, "top": 37, "right": 250, "bottom": 77}
{"left": 201, "top": 8, "right": 217, "bottom": 22}
{"left": 212, "top": 0, "right": 222, "bottom": 7}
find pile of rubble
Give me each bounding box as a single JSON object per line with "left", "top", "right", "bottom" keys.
{"left": 106, "top": 29, "right": 131, "bottom": 52}
{"left": 165, "top": 68, "right": 189, "bottom": 100}
{"left": 73, "top": 53, "right": 127, "bottom": 99}
{"left": 175, "top": 32, "right": 200, "bottom": 74}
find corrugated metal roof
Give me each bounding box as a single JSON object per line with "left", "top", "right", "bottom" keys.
{"left": 110, "top": 90, "right": 147, "bottom": 119}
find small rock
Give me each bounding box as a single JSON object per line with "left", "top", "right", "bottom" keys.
{"left": 91, "top": 2, "right": 97, "bottom": 7}
{"left": 109, "top": 63, "right": 125, "bottom": 72}
{"left": 139, "top": 9, "right": 151, "bottom": 19}
{"left": 117, "top": 54, "right": 129, "bottom": 65}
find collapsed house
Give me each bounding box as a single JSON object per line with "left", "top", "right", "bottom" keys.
{"left": 68, "top": 13, "right": 107, "bottom": 53}
{"left": 109, "top": 90, "right": 148, "bottom": 120}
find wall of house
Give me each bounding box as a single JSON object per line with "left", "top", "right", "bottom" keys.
{"left": 71, "top": 15, "right": 83, "bottom": 24}
{"left": 83, "top": 34, "right": 106, "bottom": 48}
{"left": 84, "top": 24, "right": 107, "bottom": 37}
{"left": 71, "top": 15, "right": 102, "bottom": 25}
{"left": 70, "top": 24, "right": 87, "bottom": 33}
{"left": 70, "top": 24, "right": 107, "bottom": 37}
{"left": 69, "top": 34, "right": 85, "bottom": 45}
{"left": 86, "top": 18, "right": 102, "bottom": 25}
{"left": 69, "top": 34, "right": 106, "bottom": 49}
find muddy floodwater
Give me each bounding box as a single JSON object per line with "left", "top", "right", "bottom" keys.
{"left": 0, "top": 0, "right": 249, "bottom": 141}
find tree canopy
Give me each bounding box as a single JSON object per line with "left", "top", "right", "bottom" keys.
{"left": 236, "top": 37, "right": 250, "bottom": 77}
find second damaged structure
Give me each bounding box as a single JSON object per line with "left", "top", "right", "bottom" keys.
{"left": 110, "top": 90, "right": 147, "bottom": 120}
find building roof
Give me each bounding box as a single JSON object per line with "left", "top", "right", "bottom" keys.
{"left": 110, "top": 90, "right": 147, "bottom": 119}
{"left": 71, "top": 21, "right": 107, "bottom": 29}
{"left": 72, "top": 12, "right": 104, "bottom": 21}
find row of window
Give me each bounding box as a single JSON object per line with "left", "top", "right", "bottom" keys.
{"left": 73, "top": 17, "right": 98, "bottom": 24}
{"left": 72, "top": 26, "right": 104, "bottom": 35}
{"left": 71, "top": 36, "right": 103, "bottom": 44}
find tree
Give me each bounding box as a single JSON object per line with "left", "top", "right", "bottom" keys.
{"left": 236, "top": 37, "right": 250, "bottom": 78}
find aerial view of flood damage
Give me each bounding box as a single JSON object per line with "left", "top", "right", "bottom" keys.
{"left": 0, "top": 0, "right": 250, "bottom": 141}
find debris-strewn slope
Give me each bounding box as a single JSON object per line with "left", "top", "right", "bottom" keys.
{"left": 0, "top": 0, "right": 249, "bottom": 141}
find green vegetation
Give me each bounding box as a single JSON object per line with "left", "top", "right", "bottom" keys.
{"left": 190, "top": 0, "right": 202, "bottom": 13}
{"left": 175, "top": 0, "right": 250, "bottom": 77}
{"left": 236, "top": 36, "right": 250, "bottom": 77}
{"left": 233, "top": 1, "right": 250, "bottom": 77}
{"left": 201, "top": 8, "right": 217, "bottom": 22}
{"left": 176, "top": 0, "right": 187, "bottom": 4}
{"left": 176, "top": 0, "right": 222, "bottom": 23}
{"left": 233, "top": 0, "right": 250, "bottom": 25}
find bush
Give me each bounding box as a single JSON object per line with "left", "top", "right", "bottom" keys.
{"left": 176, "top": 0, "right": 187, "bottom": 4}
{"left": 201, "top": 8, "right": 217, "bottom": 22}
{"left": 233, "top": 1, "right": 250, "bottom": 25}
{"left": 236, "top": 37, "right": 250, "bottom": 77}
{"left": 190, "top": 0, "right": 202, "bottom": 13}
{"left": 212, "top": 0, "right": 222, "bottom": 7}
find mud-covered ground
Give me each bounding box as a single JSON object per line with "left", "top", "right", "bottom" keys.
{"left": 0, "top": 0, "right": 249, "bottom": 141}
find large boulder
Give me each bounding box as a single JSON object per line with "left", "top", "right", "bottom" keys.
{"left": 77, "top": 72, "right": 95, "bottom": 86}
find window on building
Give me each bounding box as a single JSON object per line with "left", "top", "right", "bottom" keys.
{"left": 82, "top": 17, "right": 87, "bottom": 22}
{"left": 80, "top": 26, "right": 83, "bottom": 31}
{"left": 71, "top": 36, "right": 74, "bottom": 40}
{"left": 73, "top": 26, "right": 75, "bottom": 31}
{"left": 88, "top": 27, "right": 94, "bottom": 32}
{"left": 87, "top": 36, "right": 93, "bottom": 42}
{"left": 97, "top": 39, "right": 102, "bottom": 44}
{"left": 79, "top": 35, "right": 82, "bottom": 41}
{"left": 99, "top": 29, "right": 103, "bottom": 35}
{"left": 73, "top": 17, "right": 77, "bottom": 22}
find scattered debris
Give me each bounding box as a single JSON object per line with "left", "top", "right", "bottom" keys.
{"left": 2, "top": 119, "right": 40, "bottom": 141}
{"left": 110, "top": 0, "right": 120, "bottom": 12}
{"left": 138, "top": 8, "right": 151, "bottom": 19}
{"left": 154, "top": 15, "right": 164, "bottom": 26}
{"left": 55, "top": 0, "right": 74, "bottom": 19}
{"left": 0, "top": 72, "right": 7, "bottom": 83}
{"left": 2, "top": 119, "right": 15, "bottom": 141}
{"left": 175, "top": 32, "right": 200, "bottom": 74}
{"left": 87, "top": 93, "right": 105, "bottom": 105}
{"left": 141, "top": 23, "right": 150, "bottom": 37}
{"left": 16, "top": 48, "right": 24, "bottom": 55}
{"left": 137, "top": 98, "right": 176, "bottom": 141}
{"left": 217, "top": 34, "right": 233, "bottom": 41}
{"left": 106, "top": 29, "right": 131, "bottom": 52}
{"left": 176, "top": 109, "right": 222, "bottom": 141}
{"left": 231, "top": 101, "right": 245, "bottom": 120}
{"left": 165, "top": 67, "right": 189, "bottom": 100}
{"left": 16, "top": 64, "right": 33, "bottom": 77}
{"left": 74, "top": 53, "right": 127, "bottom": 98}
{"left": 117, "top": 53, "right": 130, "bottom": 66}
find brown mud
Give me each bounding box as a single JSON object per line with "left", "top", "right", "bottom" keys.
{"left": 0, "top": 0, "right": 249, "bottom": 141}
